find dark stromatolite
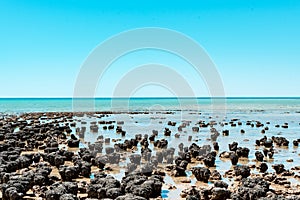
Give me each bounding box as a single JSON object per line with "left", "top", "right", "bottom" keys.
{"left": 191, "top": 167, "right": 211, "bottom": 183}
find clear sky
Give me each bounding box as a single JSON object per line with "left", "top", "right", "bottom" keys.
{"left": 0, "top": 0, "right": 299, "bottom": 97}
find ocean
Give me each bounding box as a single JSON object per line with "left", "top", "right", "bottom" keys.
{"left": 1, "top": 97, "right": 300, "bottom": 114}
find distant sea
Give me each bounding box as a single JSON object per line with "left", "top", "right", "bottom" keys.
{"left": 1, "top": 97, "right": 300, "bottom": 114}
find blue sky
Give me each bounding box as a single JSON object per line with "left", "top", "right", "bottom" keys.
{"left": 0, "top": 0, "right": 299, "bottom": 97}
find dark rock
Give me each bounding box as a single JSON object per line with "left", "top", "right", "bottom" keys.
{"left": 264, "top": 174, "right": 276, "bottom": 182}
{"left": 105, "top": 147, "right": 114, "bottom": 154}
{"left": 234, "top": 165, "right": 251, "bottom": 178}
{"left": 167, "top": 164, "right": 186, "bottom": 177}
{"left": 264, "top": 140, "right": 273, "bottom": 148}
{"left": 229, "top": 142, "right": 238, "bottom": 151}
{"left": 140, "top": 163, "right": 153, "bottom": 176}
{"left": 211, "top": 187, "right": 231, "bottom": 200}
{"left": 222, "top": 130, "right": 229, "bottom": 136}
{"left": 212, "top": 142, "right": 219, "bottom": 151}
{"left": 150, "top": 156, "right": 158, "bottom": 167}
{"left": 44, "top": 147, "right": 59, "bottom": 154}
{"left": 192, "top": 127, "right": 199, "bottom": 132}
{"left": 149, "top": 134, "right": 155, "bottom": 142}
{"left": 17, "top": 155, "right": 32, "bottom": 169}
{"left": 231, "top": 177, "right": 270, "bottom": 199}
{"left": 272, "top": 164, "right": 285, "bottom": 174}
{"left": 126, "top": 163, "right": 137, "bottom": 174}
{"left": 54, "top": 155, "right": 65, "bottom": 167}
{"left": 230, "top": 153, "right": 239, "bottom": 165}
{"left": 267, "top": 149, "right": 274, "bottom": 159}
{"left": 203, "top": 153, "right": 216, "bottom": 167}
{"left": 175, "top": 157, "right": 188, "bottom": 170}
{"left": 121, "top": 174, "right": 163, "bottom": 199}
{"left": 293, "top": 140, "right": 298, "bottom": 146}
{"left": 156, "top": 152, "right": 163, "bottom": 163}
{"left": 236, "top": 147, "right": 250, "bottom": 158}
{"left": 87, "top": 174, "right": 121, "bottom": 198}
{"left": 167, "top": 121, "right": 176, "bottom": 126}
{"left": 192, "top": 167, "right": 211, "bottom": 182}
{"left": 211, "top": 132, "right": 219, "bottom": 141}
{"left": 77, "top": 161, "right": 91, "bottom": 178}
{"left": 164, "top": 128, "right": 171, "bottom": 136}
{"left": 2, "top": 186, "right": 24, "bottom": 200}
{"left": 154, "top": 139, "right": 168, "bottom": 149}
{"left": 107, "top": 153, "right": 120, "bottom": 164}
{"left": 210, "top": 170, "right": 222, "bottom": 180}
{"left": 67, "top": 139, "right": 79, "bottom": 148}
{"left": 59, "top": 166, "right": 79, "bottom": 181}
{"left": 106, "top": 188, "right": 123, "bottom": 199}
{"left": 95, "top": 156, "right": 107, "bottom": 169}
{"left": 259, "top": 163, "right": 268, "bottom": 173}
{"left": 178, "top": 143, "right": 184, "bottom": 152}
{"left": 272, "top": 136, "right": 289, "bottom": 147}
{"left": 62, "top": 182, "right": 78, "bottom": 195}
{"left": 255, "top": 151, "right": 264, "bottom": 162}
{"left": 214, "top": 181, "right": 228, "bottom": 189}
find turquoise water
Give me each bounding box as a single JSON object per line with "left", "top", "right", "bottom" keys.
{"left": 1, "top": 97, "right": 300, "bottom": 114}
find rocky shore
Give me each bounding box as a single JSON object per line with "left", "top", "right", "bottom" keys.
{"left": 0, "top": 111, "right": 300, "bottom": 199}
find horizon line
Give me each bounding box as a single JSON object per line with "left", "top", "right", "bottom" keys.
{"left": 1, "top": 96, "right": 300, "bottom": 99}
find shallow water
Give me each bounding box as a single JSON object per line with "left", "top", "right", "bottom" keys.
{"left": 1, "top": 98, "right": 300, "bottom": 199}
{"left": 39, "top": 110, "right": 300, "bottom": 199}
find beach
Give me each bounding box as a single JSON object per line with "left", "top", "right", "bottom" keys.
{"left": 0, "top": 98, "right": 300, "bottom": 199}
{"left": 2, "top": 0, "right": 300, "bottom": 199}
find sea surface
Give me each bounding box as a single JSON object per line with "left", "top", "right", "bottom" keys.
{"left": 1, "top": 97, "right": 300, "bottom": 114}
